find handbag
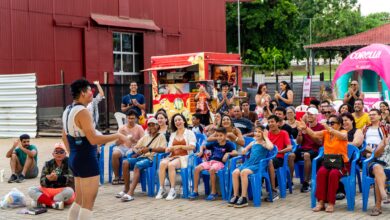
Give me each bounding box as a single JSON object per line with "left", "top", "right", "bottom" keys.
{"left": 323, "top": 154, "right": 344, "bottom": 169}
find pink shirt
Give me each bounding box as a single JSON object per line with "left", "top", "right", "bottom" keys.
{"left": 118, "top": 124, "right": 145, "bottom": 148}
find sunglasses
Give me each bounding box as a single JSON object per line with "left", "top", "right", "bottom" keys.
{"left": 54, "top": 150, "right": 65, "bottom": 154}
{"left": 322, "top": 111, "right": 331, "bottom": 114}
{"left": 326, "top": 121, "right": 338, "bottom": 126}
{"left": 351, "top": 84, "right": 358, "bottom": 86}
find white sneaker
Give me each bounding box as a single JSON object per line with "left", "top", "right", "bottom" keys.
{"left": 121, "top": 194, "right": 134, "bottom": 202}
{"left": 115, "top": 191, "right": 125, "bottom": 198}
{"left": 52, "top": 201, "right": 64, "bottom": 210}
{"left": 166, "top": 188, "right": 177, "bottom": 201}
{"left": 155, "top": 188, "right": 166, "bottom": 199}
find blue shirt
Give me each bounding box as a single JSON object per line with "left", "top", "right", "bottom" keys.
{"left": 122, "top": 93, "right": 145, "bottom": 116}
{"left": 233, "top": 117, "right": 253, "bottom": 135}
{"left": 205, "top": 141, "right": 235, "bottom": 162}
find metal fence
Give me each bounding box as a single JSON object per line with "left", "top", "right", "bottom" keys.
{"left": 37, "top": 84, "right": 152, "bottom": 135}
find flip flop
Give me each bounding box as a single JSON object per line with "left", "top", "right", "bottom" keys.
{"left": 112, "top": 178, "right": 120, "bottom": 185}
{"left": 325, "top": 206, "right": 334, "bottom": 213}
{"left": 312, "top": 205, "right": 325, "bottom": 212}
{"left": 118, "top": 178, "right": 125, "bottom": 184}
{"left": 370, "top": 207, "right": 382, "bottom": 216}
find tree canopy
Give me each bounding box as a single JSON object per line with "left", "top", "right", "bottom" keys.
{"left": 226, "top": 0, "right": 390, "bottom": 70}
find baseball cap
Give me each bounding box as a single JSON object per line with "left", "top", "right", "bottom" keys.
{"left": 147, "top": 118, "right": 158, "bottom": 125}
{"left": 54, "top": 143, "right": 66, "bottom": 151}
{"left": 307, "top": 107, "right": 319, "bottom": 115}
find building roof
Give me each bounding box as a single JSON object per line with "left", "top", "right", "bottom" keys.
{"left": 304, "top": 23, "right": 390, "bottom": 50}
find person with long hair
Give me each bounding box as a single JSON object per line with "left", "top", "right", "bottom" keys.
{"left": 297, "top": 115, "right": 349, "bottom": 213}
{"left": 207, "top": 114, "right": 245, "bottom": 148}
{"left": 341, "top": 112, "right": 364, "bottom": 148}
{"left": 62, "top": 79, "right": 127, "bottom": 220}
{"left": 204, "top": 112, "right": 222, "bottom": 137}
{"left": 286, "top": 106, "right": 298, "bottom": 138}
{"left": 274, "top": 81, "right": 293, "bottom": 108}
{"left": 338, "top": 104, "right": 353, "bottom": 115}
{"left": 155, "top": 114, "right": 196, "bottom": 200}
{"left": 155, "top": 112, "right": 170, "bottom": 142}
{"left": 255, "top": 84, "right": 271, "bottom": 116}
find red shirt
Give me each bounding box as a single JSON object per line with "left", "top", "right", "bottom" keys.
{"left": 301, "top": 123, "right": 325, "bottom": 152}
{"left": 268, "top": 130, "right": 291, "bottom": 158}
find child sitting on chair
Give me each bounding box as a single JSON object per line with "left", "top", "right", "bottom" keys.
{"left": 228, "top": 125, "right": 274, "bottom": 208}
{"left": 189, "top": 127, "right": 237, "bottom": 201}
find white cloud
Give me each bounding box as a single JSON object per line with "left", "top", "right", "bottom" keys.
{"left": 358, "top": 0, "right": 390, "bottom": 16}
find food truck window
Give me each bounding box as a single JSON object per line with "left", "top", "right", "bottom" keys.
{"left": 211, "top": 65, "right": 237, "bottom": 89}
{"left": 157, "top": 69, "right": 198, "bottom": 95}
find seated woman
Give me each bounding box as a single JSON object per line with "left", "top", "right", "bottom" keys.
{"left": 204, "top": 112, "right": 222, "bottom": 137}
{"left": 297, "top": 115, "right": 349, "bottom": 213}
{"left": 229, "top": 125, "right": 273, "bottom": 208}
{"left": 207, "top": 114, "right": 244, "bottom": 151}
{"left": 155, "top": 113, "right": 196, "bottom": 201}
{"left": 341, "top": 112, "right": 364, "bottom": 149}
{"left": 368, "top": 137, "right": 390, "bottom": 216}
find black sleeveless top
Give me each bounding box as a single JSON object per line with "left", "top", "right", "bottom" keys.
{"left": 347, "top": 91, "right": 360, "bottom": 107}
{"left": 347, "top": 128, "right": 357, "bottom": 142}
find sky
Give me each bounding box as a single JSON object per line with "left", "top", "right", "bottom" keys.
{"left": 358, "top": 0, "right": 390, "bottom": 16}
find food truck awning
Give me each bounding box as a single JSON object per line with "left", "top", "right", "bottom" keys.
{"left": 91, "top": 13, "right": 160, "bottom": 31}
{"left": 141, "top": 64, "right": 197, "bottom": 72}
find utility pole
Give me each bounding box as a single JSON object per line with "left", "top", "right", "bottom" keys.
{"left": 237, "top": 0, "right": 241, "bottom": 56}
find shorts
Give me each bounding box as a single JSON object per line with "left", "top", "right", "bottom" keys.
{"left": 294, "top": 148, "right": 318, "bottom": 162}
{"left": 199, "top": 160, "right": 225, "bottom": 171}
{"left": 272, "top": 157, "right": 284, "bottom": 169}
{"left": 369, "top": 160, "right": 390, "bottom": 179}
{"left": 18, "top": 165, "right": 39, "bottom": 179}
{"left": 113, "top": 145, "right": 132, "bottom": 157}
{"left": 126, "top": 157, "right": 152, "bottom": 171}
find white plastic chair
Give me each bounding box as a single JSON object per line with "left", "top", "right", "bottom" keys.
{"left": 114, "top": 112, "right": 126, "bottom": 128}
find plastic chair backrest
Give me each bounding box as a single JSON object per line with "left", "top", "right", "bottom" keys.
{"left": 114, "top": 112, "right": 126, "bottom": 128}
{"left": 244, "top": 137, "right": 255, "bottom": 148}
{"left": 347, "top": 144, "right": 360, "bottom": 161}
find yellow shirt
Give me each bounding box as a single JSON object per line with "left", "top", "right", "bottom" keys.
{"left": 353, "top": 112, "right": 370, "bottom": 129}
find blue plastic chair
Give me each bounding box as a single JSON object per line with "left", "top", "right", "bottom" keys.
{"left": 275, "top": 137, "right": 297, "bottom": 198}
{"left": 228, "top": 146, "right": 278, "bottom": 207}
{"left": 355, "top": 140, "right": 367, "bottom": 193}
{"left": 310, "top": 144, "right": 360, "bottom": 211}
{"left": 191, "top": 140, "right": 237, "bottom": 200}
{"left": 155, "top": 153, "right": 192, "bottom": 198}
{"left": 361, "top": 150, "right": 390, "bottom": 211}
{"left": 108, "top": 144, "right": 126, "bottom": 183}
{"left": 99, "top": 144, "right": 105, "bottom": 184}
{"left": 244, "top": 137, "right": 255, "bottom": 148}
{"left": 195, "top": 133, "right": 207, "bottom": 152}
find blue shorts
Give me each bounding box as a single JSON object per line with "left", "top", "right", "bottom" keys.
{"left": 126, "top": 157, "right": 152, "bottom": 171}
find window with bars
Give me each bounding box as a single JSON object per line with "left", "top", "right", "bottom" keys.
{"left": 113, "top": 32, "right": 142, "bottom": 76}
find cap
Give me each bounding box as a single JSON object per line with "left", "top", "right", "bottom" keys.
{"left": 307, "top": 107, "right": 319, "bottom": 115}
{"left": 54, "top": 143, "right": 66, "bottom": 151}
{"left": 147, "top": 118, "right": 158, "bottom": 125}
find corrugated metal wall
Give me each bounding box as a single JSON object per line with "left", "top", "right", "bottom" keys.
{"left": 0, "top": 73, "right": 37, "bottom": 137}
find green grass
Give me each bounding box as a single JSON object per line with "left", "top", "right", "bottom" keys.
{"left": 243, "top": 64, "right": 339, "bottom": 81}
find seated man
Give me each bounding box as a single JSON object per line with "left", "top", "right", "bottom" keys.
{"left": 189, "top": 127, "right": 237, "bottom": 201}
{"left": 369, "top": 137, "right": 390, "bottom": 216}
{"left": 28, "top": 143, "right": 75, "bottom": 210}
{"left": 191, "top": 113, "right": 205, "bottom": 135}
{"left": 116, "top": 118, "right": 167, "bottom": 201}
{"left": 232, "top": 106, "right": 253, "bottom": 136}
{"left": 6, "top": 134, "right": 39, "bottom": 183}
{"left": 288, "top": 108, "right": 324, "bottom": 193}
{"left": 112, "top": 109, "right": 145, "bottom": 185}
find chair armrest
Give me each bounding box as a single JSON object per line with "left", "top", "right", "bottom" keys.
{"left": 311, "top": 147, "right": 324, "bottom": 180}
{"left": 230, "top": 155, "right": 245, "bottom": 170}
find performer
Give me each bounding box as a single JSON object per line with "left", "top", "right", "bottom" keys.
{"left": 62, "top": 79, "right": 128, "bottom": 220}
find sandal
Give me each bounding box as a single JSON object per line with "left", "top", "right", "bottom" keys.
{"left": 325, "top": 205, "right": 334, "bottom": 213}
{"left": 112, "top": 178, "right": 120, "bottom": 185}
{"left": 312, "top": 204, "right": 325, "bottom": 212}
{"left": 118, "top": 178, "right": 125, "bottom": 184}
{"left": 370, "top": 207, "right": 382, "bottom": 216}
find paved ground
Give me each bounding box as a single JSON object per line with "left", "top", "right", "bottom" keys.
{"left": 0, "top": 137, "right": 389, "bottom": 219}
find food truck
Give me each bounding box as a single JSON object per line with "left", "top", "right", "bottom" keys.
{"left": 143, "top": 52, "right": 242, "bottom": 120}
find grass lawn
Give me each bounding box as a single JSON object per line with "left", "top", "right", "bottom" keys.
{"left": 243, "top": 64, "right": 339, "bottom": 81}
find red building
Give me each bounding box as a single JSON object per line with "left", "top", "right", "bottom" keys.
{"left": 0, "top": 0, "right": 228, "bottom": 85}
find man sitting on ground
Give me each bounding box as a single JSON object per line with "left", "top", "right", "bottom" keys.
{"left": 28, "top": 143, "right": 75, "bottom": 210}
{"left": 116, "top": 118, "right": 167, "bottom": 201}
{"left": 6, "top": 134, "right": 39, "bottom": 183}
